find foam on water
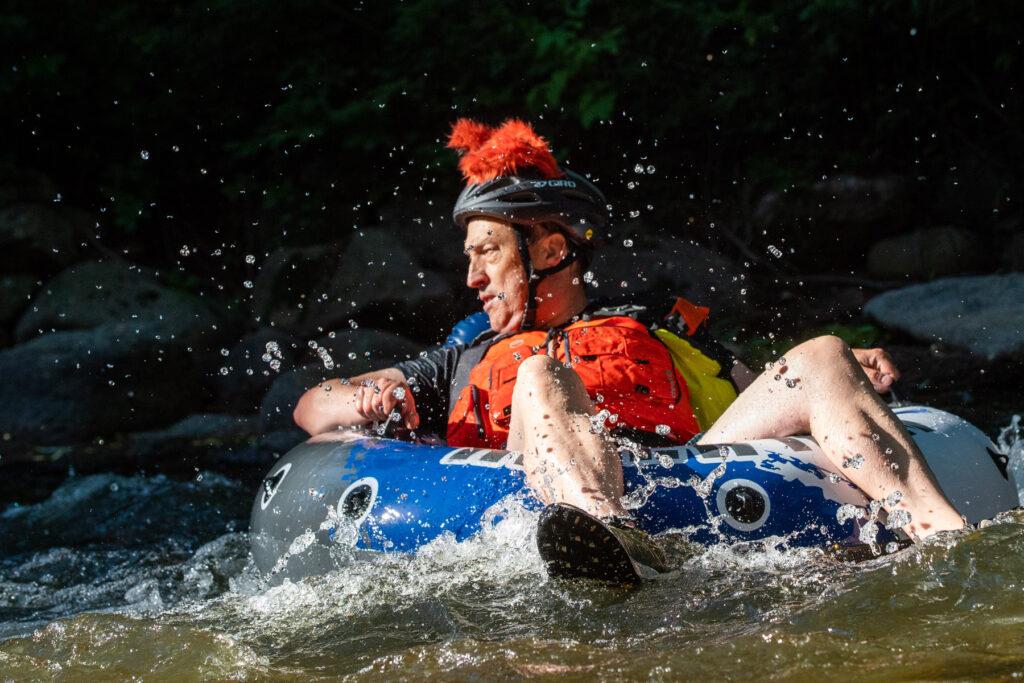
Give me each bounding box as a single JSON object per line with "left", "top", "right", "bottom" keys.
{"left": 998, "top": 414, "right": 1024, "bottom": 503}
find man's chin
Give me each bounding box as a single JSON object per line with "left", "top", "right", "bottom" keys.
{"left": 488, "top": 310, "right": 523, "bottom": 335}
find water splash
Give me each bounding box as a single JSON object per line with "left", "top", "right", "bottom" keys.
{"left": 997, "top": 414, "right": 1023, "bottom": 504}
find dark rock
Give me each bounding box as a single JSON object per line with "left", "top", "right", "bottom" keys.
{"left": 864, "top": 273, "right": 1024, "bottom": 358}
{"left": 751, "top": 175, "right": 909, "bottom": 270}
{"left": 0, "top": 203, "right": 85, "bottom": 274}
{"left": 16, "top": 259, "right": 223, "bottom": 343}
{"left": 258, "top": 328, "right": 423, "bottom": 432}
{"left": 0, "top": 274, "right": 38, "bottom": 328}
{"left": 0, "top": 168, "right": 58, "bottom": 206}
{"left": 0, "top": 321, "right": 213, "bottom": 448}
{"left": 866, "top": 226, "right": 986, "bottom": 279}
{"left": 589, "top": 235, "right": 748, "bottom": 316}
{"left": 125, "top": 413, "right": 261, "bottom": 464}
{"left": 251, "top": 232, "right": 449, "bottom": 338}
{"left": 211, "top": 329, "right": 303, "bottom": 414}
{"left": 754, "top": 175, "right": 907, "bottom": 228}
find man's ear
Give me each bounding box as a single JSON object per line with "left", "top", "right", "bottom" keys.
{"left": 535, "top": 231, "right": 568, "bottom": 269}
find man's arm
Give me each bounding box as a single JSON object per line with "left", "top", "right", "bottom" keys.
{"left": 293, "top": 367, "right": 419, "bottom": 436}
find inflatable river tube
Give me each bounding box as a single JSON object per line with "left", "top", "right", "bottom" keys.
{"left": 250, "top": 406, "right": 1018, "bottom": 579}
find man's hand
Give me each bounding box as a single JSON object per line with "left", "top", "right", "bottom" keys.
{"left": 354, "top": 377, "right": 420, "bottom": 429}
{"left": 852, "top": 347, "right": 900, "bottom": 394}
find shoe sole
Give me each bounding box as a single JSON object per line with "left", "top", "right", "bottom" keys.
{"left": 536, "top": 504, "right": 641, "bottom": 585}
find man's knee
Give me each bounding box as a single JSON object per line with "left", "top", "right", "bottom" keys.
{"left": 511, "top": 354, "right": 560, "bottom": 402}
{"left": 792, "top": 335, "right": 851, "bottom": 365}
{"left": 517, "top": 353, "right": 561, "bottom": 382}
{"left": 512, "top": 354, "right": 587, "bottom": 407}
{"left": 783, "top": 335, "right": 858, "bottom": 388}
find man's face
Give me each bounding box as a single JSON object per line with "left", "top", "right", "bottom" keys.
{"left": 463, "top": 218, "right": 530, "bottom": 334}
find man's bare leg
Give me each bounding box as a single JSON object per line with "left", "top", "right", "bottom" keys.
{"left": 506, "top": 355, "right": 626, "bottom": 518}
{"left": 700, "top": 335, "right": 964, "bottom": 540}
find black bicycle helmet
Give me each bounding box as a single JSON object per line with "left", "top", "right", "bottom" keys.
{"left": 452, "top": 169, "right": 608, "bottom": 242}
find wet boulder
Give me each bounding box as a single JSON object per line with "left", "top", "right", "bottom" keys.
{"left": 752, "top": 175, "right": 909, "bottom": 270}
{"left": 0, "top": 274, "right": 37, "bottom": 329}
{"left": 15, "top": 259, "right": 224, "bottom": 343}
{"left": 866, "top": 226, "right": 986, "bottom": 280}
{"left": 0, "top": 168, "right": 58, "bottom": 206}
{"left": 125, "top": 413, "right": 261, "bottom": 467}
{"left": 0, "top": 203, "right": 85, "bottom": 275}
{"left": 864, "top": 273, "right": 1024, "bottom": 359}
{"left": 0, "top": 260, "right": 233, "bottom": 449}
{"left": 754, "top": 175, "right": 907, "bottom": 229}
{"left": 0, "top": 321, "right": 212, "bottom": 448}
{"left": 251, "top": 231, "right": 450, "bottom": 339}
{"left": 590, "top": 235, "right": 748, "bottom": 316}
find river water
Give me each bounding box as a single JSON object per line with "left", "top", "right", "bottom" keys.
{"left": 2, "top": 419, "right": 1023, "bottom": 681}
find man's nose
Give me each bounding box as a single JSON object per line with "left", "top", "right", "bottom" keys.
{"left": 466, "top": 259, "right": 487, "bottom": 289}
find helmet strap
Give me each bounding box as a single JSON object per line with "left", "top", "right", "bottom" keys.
{"left": 513, "top": 226, "right": 580, "bottom": 331}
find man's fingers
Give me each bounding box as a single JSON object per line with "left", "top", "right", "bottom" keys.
{"left": 402, "top": 390, "right": 420, "bottom": 429}
{"left": 353, "top": 386, "right": 369, "bottom": 419}
{"left": 876, "top": 352, "right": 901, "bottom": 381}
{"left": 865, "top": 368, "right": 892, "bottom": 393}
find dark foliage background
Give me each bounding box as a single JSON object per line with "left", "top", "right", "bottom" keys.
{"left": 3, "top": 1, "right": 1021, "bottom": 282}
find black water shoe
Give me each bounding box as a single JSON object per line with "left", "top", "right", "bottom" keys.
{"left": 537, "top": 503, "right": 669, "bottom": 584}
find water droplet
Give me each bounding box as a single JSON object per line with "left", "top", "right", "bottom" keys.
{"left": 623, "top": 239, "right": 634, "bottom": 247}
{"left": 655, "top": 424, "right": 671, "bottom": 436}
{"left": 245, "top": 254, "right": 256, "bottom": 264}
{"left": 842, "top": 453, "right": 865, "bottom": 469}
{"left": 885, "top": 508, "right": 912, "bottom": 530}
{"left": 858, "top": 520, "right": 880, "bottom": 545}
{"left": 140, "top": 150, "right": 150, "bottom": 160}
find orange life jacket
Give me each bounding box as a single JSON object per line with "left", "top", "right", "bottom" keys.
{"left": 446, "top": 316, "right": 700, "bottom": 449}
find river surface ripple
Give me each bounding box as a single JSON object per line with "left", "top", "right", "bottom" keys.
{"left": 2, "top": 423, "right": 1024, "bottom": 681}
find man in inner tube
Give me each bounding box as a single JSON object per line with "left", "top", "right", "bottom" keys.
{"left": 294, "top": 119, "right": 964, "bottom": 580}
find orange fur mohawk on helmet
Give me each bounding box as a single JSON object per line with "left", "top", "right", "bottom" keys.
{"left": 447, "top": 118, "right": 563, "bottom": 184}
